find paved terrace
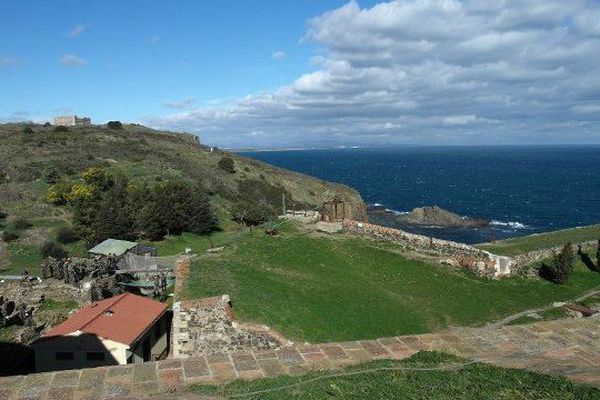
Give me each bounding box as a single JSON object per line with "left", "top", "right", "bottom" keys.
{"left": 2, "top": 318, "right": 600, "bottom": 399}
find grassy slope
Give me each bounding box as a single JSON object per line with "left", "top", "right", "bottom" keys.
{"left": 183, "top": 223, "right": 600, "bottom": 343}
{"left": 476, "top": 224, "right": 600, "bottom": 256}
{"left": 0, "top": 123, "right": 365, "bottom": 274}
{"left": 191, "top": 352, "right": 600, "bottom": 399}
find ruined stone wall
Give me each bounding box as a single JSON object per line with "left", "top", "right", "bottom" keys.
{"left": 512, "top": 240, "right": 597, "bottom": 269}
{"left": 171, "top": 295, "right": 282, "bottom": 357}
{"left": 343, "top": 219, "right": 511, "bottom": 278}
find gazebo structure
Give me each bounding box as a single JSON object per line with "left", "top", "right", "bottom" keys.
{"left": 320, "top": 195, "right": 347, "bottom": 222}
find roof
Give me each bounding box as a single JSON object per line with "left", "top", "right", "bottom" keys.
{"left": 89, "top": 238, "right": 138, "bottom": 256}
{"left": 41, "top": 293, "right": 168, "bottom": 346}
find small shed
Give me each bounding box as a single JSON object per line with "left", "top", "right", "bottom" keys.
{"left": 89, "top": 239, "right": 139, "bottom": 258}
{"left": 320, "top": 195, "right": 347, "bottom": 222}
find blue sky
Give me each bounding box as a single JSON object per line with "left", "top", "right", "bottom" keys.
{"left": 2, "top": 1, "right": 600, "bottom": 147}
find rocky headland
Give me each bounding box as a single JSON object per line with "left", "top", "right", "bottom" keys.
{"left": 369, "top": 205, "right": 490, "bottom": 228}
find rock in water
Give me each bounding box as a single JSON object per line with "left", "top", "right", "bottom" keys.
{"left": 400, "top": 206, "right": 489, "bottom": 228}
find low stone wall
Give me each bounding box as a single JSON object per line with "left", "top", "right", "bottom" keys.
{"left": 343, "top": 219, "right": 512, "bottom": 278}
{"left": 171, "top": 295, "right": 282, "bottom": 357}
{"left": 512, "top": 240, "right": 597, "bottom": 268}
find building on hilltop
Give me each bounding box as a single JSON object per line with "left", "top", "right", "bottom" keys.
{"left": 53, "top": 115, "right": 91, "bottom": 126}
{"left": 31, "top": 293, "right": 169, "bottom": 372}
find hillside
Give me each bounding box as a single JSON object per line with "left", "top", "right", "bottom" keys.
{"left": 475, "top": 224, "right": 600, "bottom": 256}
{"left": 0, "top": 122, "right": 366, "bottom": 272}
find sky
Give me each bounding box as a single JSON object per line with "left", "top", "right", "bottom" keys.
{"left": 2, "top": 0, "right": 600, "bottom": 148}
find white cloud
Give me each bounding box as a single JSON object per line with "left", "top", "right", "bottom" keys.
{"left": 571, "top": 104, "right": 600, "bottom": 114}
{"left": 271, "top": 51, "right": 286, "bottom": 60}
{"left": 60, "top": 54, "right": 86, "bottom": 66}
{"left": 163, "top": 97, "right": 197, "bottom": 110}
{"left": 148, "top": 0, "right": 600, "bottom": 147}
{"left": 65, "top": 24, "right": 87, "bottom": 38}
{"left": 442, "top": 115, "right": 478, "bottom": 126}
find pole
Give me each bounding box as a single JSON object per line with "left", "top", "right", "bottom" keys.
{"left": 282, "top": 193, "right": 287, "bottom": 216}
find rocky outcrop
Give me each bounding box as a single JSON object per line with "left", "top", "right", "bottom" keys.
{"left": 400, "top": 206, "right": 489, "bottom": 227}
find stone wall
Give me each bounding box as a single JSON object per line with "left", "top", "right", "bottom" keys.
{"left": 512, "top": 241, "right": 597, "bottom": 269}
{"left": 171, "top": 295, "right": 282, "bottom": 357}
{"left": 343, "top": 219, "right": 512, "bottom": 278}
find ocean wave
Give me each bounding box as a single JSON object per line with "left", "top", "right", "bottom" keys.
{"left": 490, "top": 220, "right": 528, "bottom": 230}
{"left": 385, "top": 208, "right": 409, "bottom": 215}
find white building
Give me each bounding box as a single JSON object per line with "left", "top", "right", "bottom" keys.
{"left": 32, "top": 293, "right": 169, "bottom": 372}
{"left": 53, "top": 115, "right": 92, "bottom": 126}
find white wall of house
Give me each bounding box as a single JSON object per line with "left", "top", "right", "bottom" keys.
{"left": 33, "top": 332, "right": 128, "bottom": 372}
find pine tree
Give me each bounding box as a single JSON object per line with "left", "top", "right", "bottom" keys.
{"left": 541, "top": 243, "right": 575, "bottom": 284}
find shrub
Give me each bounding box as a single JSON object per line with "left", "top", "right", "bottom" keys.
{"left": 231, "top": 201, "right": 269, "bottom": 226}
{"left": 1, "top": 230, "right": 19, "bottom": 242}
{"left": 107, "top": 121, "right": 123, "bottom": 129}
{"left": 22, "top": 126, "right": 34, "bottom": 135}
{"left": 44, "top": 168, "right": 60, "bottom": 184}
{"left": 12, "top": 217, "right": 31, "bottom": 230}
{"left": 55, "top": 226, "right": 77, "bottom": 244}
{"left": 540, "top": 243, "right": 575, "bottom": 284}
{"left": 47, "top": 181, "right": 74, "bottom": 205}
{"left": 54, "top": 125, "right": 69, "bottom": 133}
{"left": 596, "top": 239, "right": 600, "bottom": 271}
{"left": 218, "top": 156, "right": 235, "bottom": 173}
{"left": 0, "top": 209, "right": 7, "bottom": 220}
{"left": 43, "top": 122, "right": 51, "bottom": 127}
{"left": 41, "top": 241, "right": 68, "bottom": 259}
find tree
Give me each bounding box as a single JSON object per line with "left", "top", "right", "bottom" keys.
{"left": 41, "top": 241, "right": 68, "bottom": 259}
{"left": 596, "top": 239, "right": 600, "bottom": 271}
{"left": 53, "top": 125, "right": 69, "bottom": 132}
{"left": 55, "top": 226, "right": 77, "bottom": 244}
{"left": 540, "top": 243, "right": 575, "bottom": 284}
{"left": 107, "top": 121, "right": 123, "bottom": 129}
{"left": 231, "top": 201, "right": 269, "bottom": 227}
{"left": 218, "top": 156, "right": 235, "bottom": 173}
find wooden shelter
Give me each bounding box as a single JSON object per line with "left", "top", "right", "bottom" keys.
{"left": 320, "top": 195, "right": 347, "bottom": 222}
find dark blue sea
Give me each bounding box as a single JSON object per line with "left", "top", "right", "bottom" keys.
{"left": 240, "top": 146, "right": 600, "bottom": 244}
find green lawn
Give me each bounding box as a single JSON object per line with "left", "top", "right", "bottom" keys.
{"left": 476, "top": 224, "right": 600, "bottom": 256}
{"left": 184, "top": 223, "right": 600, "bottom": 343}
{"left": 191, "top": 352, "right": 600, "bottom": 400}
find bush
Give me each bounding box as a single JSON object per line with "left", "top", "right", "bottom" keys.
{"left": 231, "top": 201, "right": 270, "bottom": 227}
{"left": 218, "top": 156, "right": 235, "bottom": 173}
{"left": 41, "top": 241, "right": 68, "bottom": 259}
{"left": 540, "top": 243, "right": 575, "bottom": 284}
{"left": 1, "top": 230, "right": 19, "bottom": 242}
{"left": 22, "top": 126, "right": 34, "bottom": 135}
{"left": 44, "top": 168, "right": 60, "bottom": 184}
{"left": 54, "top": 125, "right": 69, "bottom": 132}
{"left": 43, "top": 122, "right": 51, "bottom": 127}
{"left": 11, "top": 217, "right": 32, "bottom": 230}
{"left": 0, "top": 209, "right": 7, "bottom": 220}
{"left": 55, "top": 226, "right": 77, "bottom": 244}
{"left": 107, "top": 121, "right": 123, "bottom": 129}
{"left": 596, "top": 239, "right": 600, "bottom": 271}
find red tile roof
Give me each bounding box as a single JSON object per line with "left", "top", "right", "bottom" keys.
{"left": 42, "top": 293, "right": 168, "bottom": 346}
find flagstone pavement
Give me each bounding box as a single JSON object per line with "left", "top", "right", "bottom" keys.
{"left": 2, "top": 318, "right": 600, "bottom": 399}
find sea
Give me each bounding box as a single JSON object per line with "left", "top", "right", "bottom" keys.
{"left": 239, "top": 146, "right": 600, "bottom": 244}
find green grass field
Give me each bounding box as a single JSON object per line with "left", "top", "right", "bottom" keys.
{"left": 476, "top": 225, "right": 600, "bottom": 256}
{"left": 191, "top": 352, "right": 600, "bottom": 400}
{"left": 184, "top": 223, "right": 600, "bottom": 343}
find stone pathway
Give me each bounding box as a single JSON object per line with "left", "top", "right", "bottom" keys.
{"left": 2, "top": 318, "right": 600, "bottom": 399}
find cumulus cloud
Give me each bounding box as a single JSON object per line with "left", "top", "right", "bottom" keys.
{"left": 65, "top": 24, "right": 87, "bottom": 38}
{"left": 148, "top": 0, "right": 600, "bottom": 147}
{"left": 60, "top": 54, "right": 86, "bottom": 66}
{"left": 163, "top": 97, "right": 197, "bottom": 110}
{"left": 271, "top": 51, "right": 286, "bottom": 60}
